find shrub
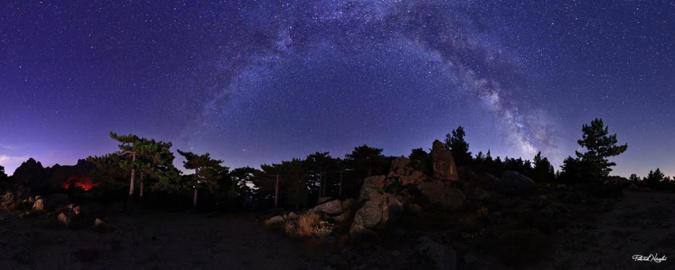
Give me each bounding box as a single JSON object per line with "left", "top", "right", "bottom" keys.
{"left": 286, "top": 212, "right": 335, "bottom": 238}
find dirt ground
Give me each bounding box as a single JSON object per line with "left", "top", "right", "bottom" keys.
{"left": 551, "top": 191, "right": 675, "bottom": 270}
{"left": 0, "top": 211, "right": 322, "bottom": 270}
{"left": 1, "top": 191, "right": 674, "bottom": 269}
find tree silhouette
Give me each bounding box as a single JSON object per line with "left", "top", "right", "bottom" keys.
{"left": 256, "top": 163, "right": 282, "bottom": 208}
{"left": 137, "top": 139, "right": 178, "bottom": 199}
{"left": 229, "top": 167, "right": 259, "bottom": 209}
{"left": 110, "top": 132, "right": 143, "bottom": 200}
{"left": 628, "top": 173, "right": 640, "bottom": 183}
{"left": 258, "top": 159, "right": 309, "bottom": 209}
{"left": 645, "top": 168, "right": 665, "bottom": 187}
{"left": 177, "top": 150, "right": 227, "bottom": 207}
{"left": 344, "top": 145, "right": 387, "bottom": 197}
{"left": 532, "top": 152, "right": 555, "bottom": 182}
{"left": 0, "top": 165, "right": 7, "bottom": 181}
{"left": 559, "top": 156, "right": 585, "bottom": 184}
{"left": 445, "top": 126, "right": 472, "bottom": 166}
{"left": 303, "top": 152, "right": 339, "bottom": 201}
{"left": 409, "top": 148, "right": 432, "bottom": 175}
{"left": 280, "top": 159, "right": 308, "bottom": 209}
{"left": 573, "top": 118, "right": 628, "bottom": 180}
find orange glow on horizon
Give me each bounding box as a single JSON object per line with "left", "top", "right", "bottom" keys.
{"left": 63, "top": 176, "right": 97, "bottom": 191}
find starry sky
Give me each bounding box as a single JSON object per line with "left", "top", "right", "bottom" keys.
{"left": 1, "top": 1, "right": 674, "bottom": 177}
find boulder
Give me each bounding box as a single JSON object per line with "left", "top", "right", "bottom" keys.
{"left": 285, "top": 212, "right": 298, "bottom": 220}
{"left": 57, "top": 212, "right": 71, "bottom": 226}
{"left": 352, "top": 198, "right": 383, "bottom": 229}
{"left": 317, "top": 196, "right": 333, "bottom": 204}
{"left": 388, "top": 157, "right": 428, "bottom": 186}
{"left": 0, "top": 191, "right": 16, "bottom": 209}
{"left": 32, "top": 196, "right": 45, "bottom": 211}
{"left": 94, "top": 217, "right": 106, "bottom": 227}
{"left": 310, "top": 199, "right": 343, "bottom": 215}
{"left": 493, "top": 171, "right": 536, "bottom": 195}
{"left": 431, "top": 140, "right": 459, "bottom": 182}
{"left": 93, "top": 218, "right": 113, "bottom": 233}
{"left": 350, "top": 193, "right": 402, "bottom": 236}
{"left": 358, "top": 176, "right": 386, "bottom": 202}
{"left": 333, "top": 211, "right": 351, "bottom": 224}
{"left": 416, "top": 236, "right": 457, "bottom": 270}
{"left": 418, "top": 181, "right": 465, "bottom": 210}
{"left": 56, "top": 204, "right": 81, "bottom": 227}
{"left": 341, "top": 198, "right": 354, "bottom": 211}
{"left": 264, "top": 215, "right": 285, "bottom": 226}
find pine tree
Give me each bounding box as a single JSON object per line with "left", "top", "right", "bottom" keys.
{"left": 110, "top": 132, "right": 143, "bottom": 200}
{"left": 409, "top": 148, "right": 431, "bottom": 175}
{"left": 304, "top": 152, "right": 338, "bottom": 200}
{"left": 177, "top": 150, "right": 227, "bottom": 207}
{"left": 645, "top": 168, "right": 665, "bottom": 187}
{"left": 532, "top": 152, "right": 555, "bottom": 182}
{"left": 628, "top": 173, "right": 640, "bottom": 183}
{"left": 574, "top": 118, "right": 627, "bottom": 179}
{"left": 137, "top": 139, "right": 177, "bottom": 199}
{"left": 445, "top": 126, "right": 472, "bottom": 166}
{"left": 344, "top": 145, "right": 387, "bottom": 197}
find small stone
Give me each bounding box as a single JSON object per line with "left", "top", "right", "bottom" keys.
{"left": 57, "top": 212, "right": 70, "bottom": 226}
{"left": 32, "top": 196, "right": 46, "bottom": 211}
{"left": 264, "top": 215, "right": 285, "bottom": 226}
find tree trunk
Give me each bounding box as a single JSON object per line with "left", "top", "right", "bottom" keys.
{"left": 139, "top": 173, "right": 144, "bottom": 199}
{"left": 339, "top": 169, "right": 343, "bottom": 197}
{"left": 193, "top": 188, "right": 198, "bottom": 208}
{"left": 129, "top": 151, "right": 136, "bottom": 197}
{"left": 319, "top": 172, "right": 325, "bottom": 198}
{"left": 274, "top": 174, "right": 280, "bottom": 208}
{"left": 193, "top": 167, "right": 199, "bottom": 208}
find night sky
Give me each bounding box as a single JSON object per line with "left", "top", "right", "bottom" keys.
{"left": 1, "top": 1, "right": 674, "bottom": 176}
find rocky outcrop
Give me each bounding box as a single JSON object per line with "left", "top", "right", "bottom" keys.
{"left": 266, "top": 198, "right": 353, "bottom": 238}
{"left": 348, "top": 145, "right": 466, "bottom": 236}
{"left": 350, "top": 193, "right": 402, "bottom": 236}
{"left": 431, "top": 140, "right": 459, "bottom": 182}
{"left": 388, "top": 158, "right": 427, "bottom": 186}
{"left": 418, "top": 181, "right": 465, "bottom": 210}
{"left": 358, "top": 176, "right": 386, "bottom": 202}
{"left": 309, "top": 199, "right": 343, "bottom": 215}
{"left": 267, "top": 141, "right": 466, "bottom": 239}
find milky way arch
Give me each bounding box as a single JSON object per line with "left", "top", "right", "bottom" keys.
{"left": 186, "top": 1, "right": 555, "bottom": 159}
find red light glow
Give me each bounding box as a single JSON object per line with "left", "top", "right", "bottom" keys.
{"left": 63, "top": 176, "right": 97, "bottom": 191}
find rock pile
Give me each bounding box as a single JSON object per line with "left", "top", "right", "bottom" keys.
{"left": 266, "top": 141, "right": 466, "bottom": 239}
